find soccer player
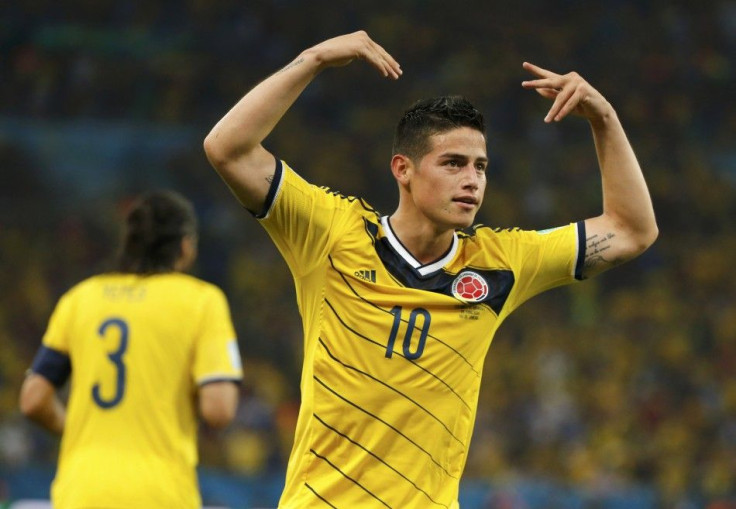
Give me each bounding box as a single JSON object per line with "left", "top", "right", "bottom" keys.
{"left": 203, "top": 31, "right": 657, "bottom": 508}
{"left": 19, "top": 190, "right": 243, "bottom": 509}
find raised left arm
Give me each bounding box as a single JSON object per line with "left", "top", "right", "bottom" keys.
{"left": 522, "top": 62, "right": 658, "bottom": 278}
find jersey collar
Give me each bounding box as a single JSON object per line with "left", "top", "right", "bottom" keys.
{"left": 380, "top": 216, "right": 458, "bottom": 277}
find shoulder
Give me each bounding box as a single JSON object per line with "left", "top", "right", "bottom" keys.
{"left": 458, "top": 224, "right": 523, "bottom": 244}
{"left": 281, "top": 161, "right": 376, "bottom": 212}
{"left": 461, "top": 223, "right": 575, "bottom": 244}
{"left": 140, "top": 274, "right": 231, "bottom": 316}
{"left": 61, "top": 274, "right": 108, "bottom": 298}
{"left": 162, "top": 273, "right": 225, "bottom": 296}
{"left": 457, "top": 224, "right": 574, "bottom": 263}
{"left": 276, "top": 161, "right": 382, "bottom": 226}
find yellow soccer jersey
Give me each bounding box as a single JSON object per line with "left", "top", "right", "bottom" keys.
{"left": 259, "top": 162, "right": 584, "bottom": 509}
{"left": 31, "top": 272, "right": 242, "bottom": 509}
{"left": 259, "top": 161, "right": 585, "bottom": 509}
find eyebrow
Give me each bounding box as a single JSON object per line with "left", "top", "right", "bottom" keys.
{"left": 440, "top": 152, "right": 489, "bottom": 164}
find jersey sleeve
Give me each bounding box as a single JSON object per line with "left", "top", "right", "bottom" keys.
{"left": 30, "top": 290, "right": 75, "bottom": 386}
{"left": 257, "top": 159, "right": 354, "bottom": 278}
{"left": 41, "top": 290, "right": 75, "bottom": 353}
{"left": 192, "top": 286, "right": 243, "bottom": 386}
{"left": 503, "top": 221, "right": 585, "bottom": 312}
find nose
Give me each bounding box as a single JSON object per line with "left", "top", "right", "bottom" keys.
{"left": 461, "top": 165, "right": 480, "bottom": 190}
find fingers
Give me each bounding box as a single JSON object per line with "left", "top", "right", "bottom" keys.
{"left": 522, "top": 61, "right": 556, "bottom": 79}
{"left": 545, "top": 85, "right": 579, "bottom": 123}
{"left": 361, "top": 34, "right": 402, "bottom": 79}
{"left": 521, "top": 62, "right": 563, "bottom": 108}
{"left": 521, "top": 62, "right": 588, "bottom": 122}
{"left": 521, "top": 61, "right": 562, "bottom": 91}
{"left": 342, "top": 31, "right": 401, "bottom": 79}
{"left": 312, "top": 31, "right": 402, "bottom": 79}
{"left": 369, "top": 41, "right": 402, "bottom": 79}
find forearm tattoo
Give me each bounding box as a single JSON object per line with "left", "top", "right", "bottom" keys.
{"left": 584, "top": 232, "right": 618, "bottom": 274}
{"left": 278, "top": 57, "right": 304, "bottom": 74}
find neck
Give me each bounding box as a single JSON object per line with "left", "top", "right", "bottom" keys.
{"left": 388, "top": 214, "right": 455, "bottom": 265}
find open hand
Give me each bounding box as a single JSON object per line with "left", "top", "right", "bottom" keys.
{"left": 308, "top": 30, "right": 402, "bottom": 80}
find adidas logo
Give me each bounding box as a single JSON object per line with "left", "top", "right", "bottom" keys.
{"left": 354, "top": 269, "right": 376, "bottom": 283}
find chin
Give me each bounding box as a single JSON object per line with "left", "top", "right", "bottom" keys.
{"left": 431, "top": 209, "right": 476, "bottom": 231}
{"left": 450, "top": 215, "right": 476, "bottom": 230}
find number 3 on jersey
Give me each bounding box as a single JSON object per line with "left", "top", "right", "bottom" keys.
{"left": 385, "top": 306, "right": 431, "bottom": 360}
{"left": 92, "top": 318, "right": 129, "bottom": 409}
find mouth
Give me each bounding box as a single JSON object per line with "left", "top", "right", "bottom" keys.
{"left": 453, "top": 196, "right": 478, "bottom": 208}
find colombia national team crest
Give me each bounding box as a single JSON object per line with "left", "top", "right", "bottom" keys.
{"left": 451, "top": 271, "right": 490, "bottom": 303}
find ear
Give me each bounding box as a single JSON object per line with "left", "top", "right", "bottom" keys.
{"left": 390, "top": 154, "right": 412, "bottom": 185}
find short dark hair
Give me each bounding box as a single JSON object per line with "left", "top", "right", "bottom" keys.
{"left": 117, "top": 190, "right": 197, "bottom": 274}
{"left": 392, "top": 95, "right": 485, "bottom": 161}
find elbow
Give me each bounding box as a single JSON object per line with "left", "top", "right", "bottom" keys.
{"left": 19, "top": 395, "right": 42, "bottom": 420}
{"left": 199, "top": 382, "right": 239, "bottom": 429}
{"left": 646, "top": 223, "right": 659, "bottom": 248}
{"left": 202, "top": 133, "right": 247, "bottom": 183}
{"left": 627, "top": 222, "right": 659, "bottom": 259}
{"left": 19, "top": 384, "right": 48, "bottom": 421}
{"left": 203, "top": 132, "right": 227, "bottom": 173}
{"left": 201, "top": 404, "right": 237, "bottom": 430}
{"left": 638, "top": 220, "right": 659, "bottom": 253}
{"left": 19, "top": 375, "right": 65, "bottom": 435}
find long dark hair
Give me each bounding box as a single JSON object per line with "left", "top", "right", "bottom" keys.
{"left": 116, "top": 190, "right": 197, "bottom": 274}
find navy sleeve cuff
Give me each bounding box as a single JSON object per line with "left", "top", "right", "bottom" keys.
{"left": 31, "top": 346, "right": 71, "bottom": 388}
{"left": 252, "top": 157, "right": 283, "bottom": 218}
{"left": 574, "top": 220, "right": 586, "bottom": 281}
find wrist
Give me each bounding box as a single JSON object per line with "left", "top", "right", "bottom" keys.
{"left": 275, "top": 50, "right": 320, "bottom": 79}
{"left": 297, "top": 47, "right": 326, "bottom": 74}
{"left": 588, "top": 101, "right": 617, "bottom": 129}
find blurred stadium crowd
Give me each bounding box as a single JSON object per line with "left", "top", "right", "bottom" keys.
{"left": 1, "top": 1, "right": 736, "bottom": 507}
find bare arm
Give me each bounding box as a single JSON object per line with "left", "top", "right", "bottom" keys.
{"left": 203, "top": 31, "right": 402, "bottom": 213}
{"left": 521, "top": 62, "right": 658, "bottom": 278}
{"left": 198, "top": 381, "right": 239, "bottom": 429}
{"left": 19, "top": 374, "right": 65, "bottom": 435}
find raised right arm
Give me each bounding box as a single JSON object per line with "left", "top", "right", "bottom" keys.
{"left": 203, "top": 31, "right": 401, "bottom": 213}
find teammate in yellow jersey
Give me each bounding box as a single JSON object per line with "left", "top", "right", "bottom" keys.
{"left": 204, "top": 31, "right": 658, "bottom": 508}
{"left": 19, "top": 190, "right": 243, "bottom": 509}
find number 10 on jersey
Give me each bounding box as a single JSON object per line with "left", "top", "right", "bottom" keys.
{"left": 385, "top": 306, "right": 431, "bottom": 360}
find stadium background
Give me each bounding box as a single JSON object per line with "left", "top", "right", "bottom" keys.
{"left": 1, "top": 1, "right": 735, "bottom": 507}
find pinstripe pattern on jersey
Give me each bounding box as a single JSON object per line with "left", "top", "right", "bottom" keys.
{"left": 304, "top": 483, "right": 338, "bottom": 508}
{"left": 323, "top": 298, "right": 472, "bottom": 411}
{"left": 313, "top": 375, "right": 458, "bottom": 479}
{"left": 309, "top": 448, "right": 391, "bottom": 508}
{"left": 312, "top": 413, "right": 451, "bottom": 508}
{"left": 328, "top": 254, "right": 482, "bottom": 378}
{"left": 317, "top": 338, "right": 466, "bottom": 447}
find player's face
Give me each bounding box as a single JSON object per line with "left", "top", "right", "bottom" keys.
{"left": 410, "top": 126, "right": 487, "bottom": 230}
